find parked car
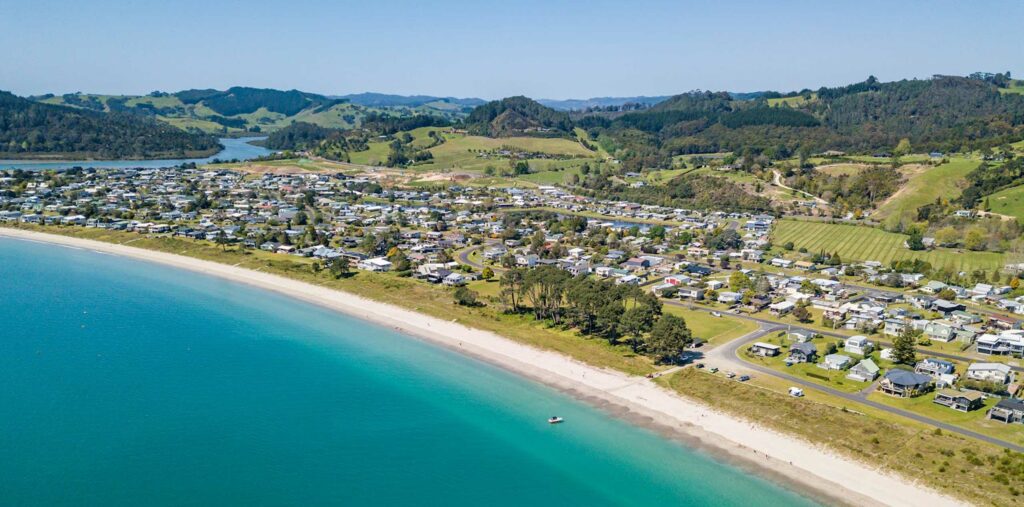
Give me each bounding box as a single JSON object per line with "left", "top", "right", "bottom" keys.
{"left": 694, "top": 363, "right": 705, "bottom": 369}
{"left": 789, "top": 387, "right": 804, "bottom": 397}
{"left": 738, "top": 375, "right": 750, "bottom": 382}
{"left": 709, "top": 367, "right": 719, "bottom": 373}
{"left": 726, "top": 371, "right": 736, "bottom": 378}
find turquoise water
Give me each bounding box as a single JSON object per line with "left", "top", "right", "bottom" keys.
{"left": 0, "top": 137, "right": 273, "bottom": 171}
{"left": 0, "top": 238, "right": 820, "bottom": 506}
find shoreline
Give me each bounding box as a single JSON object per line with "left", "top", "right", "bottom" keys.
{"left": 0, "top": 228, "right": 967, "bottom": 507}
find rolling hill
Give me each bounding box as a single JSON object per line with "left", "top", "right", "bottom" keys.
{"left": 33, "top": 87, "right": 474, "bottom": 135}
{"left": 0, "top": 91, "right": 220, "bottom": 159}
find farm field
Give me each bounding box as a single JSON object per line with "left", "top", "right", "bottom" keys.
{"left": 351, "top": 131, "right": 598, "bottom": 173}
{"left": 873, "top": 157, "right": 980, "bottom": 220}
{"left": 771, "top": 219, "right": 1006, "bottom": 272}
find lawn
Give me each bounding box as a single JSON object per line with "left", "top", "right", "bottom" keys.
{"left": 772, "top": 219, "right": 1006, "bottom": 273}
{"left": 866, "top": 392, "right": 1024, "bottom": 445}
{"left": 662, "top": 305, "right": 758, "bottom": 345}
{"left": 873, "top": 157, "right": 980, "bottom": 220}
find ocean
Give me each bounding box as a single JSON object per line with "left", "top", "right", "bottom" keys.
{"left": 0, "top": 237, "right": 819, "bottom": 506}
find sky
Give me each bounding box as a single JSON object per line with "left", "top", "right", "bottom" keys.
{"left": 1, "top": 0, "right": 1022, "bottom": 100}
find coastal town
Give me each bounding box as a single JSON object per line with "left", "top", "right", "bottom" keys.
{"left": 3, "top": 164, "right": 1024, "bottom": 455}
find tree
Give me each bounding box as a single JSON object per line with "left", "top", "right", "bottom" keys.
{"left": 728, "top": 271, "right": 751, "bottom": 291}
{"left": 647, "top": 314, "right": 692, "bottom": 364}
{"left": 792, "top": 305, "right": 811, "bottom": 323}
{"left": 936, "top": 288, "right": 957, "bottom": 301}
{"left": 481, "top": 267, "right": 494, "bottom": 280}
{"left": 906, "top": 232, "right": 925, "bottom": 251}
{"left": 499, "top": 268, "right": 526, "bottom": 312}
{"left": 453, "top": 286, "right": 479, "bottom": 307}
{"left": 892, "top": 328, "right": 919, "bottom": 365}
{"left": 329, "top": 259, "right": 350, "bottom": 279}
{"left": 964, "top": 227, "right": 987, "bottom": 251}
{"left": 621, "top": 304, "right": 657, "bottom": 353}
{"left": 894, "top": 138, "right": 912, "bottom": 158}
{"left": 934, "top": 226, "right": 959, "bottom": 247}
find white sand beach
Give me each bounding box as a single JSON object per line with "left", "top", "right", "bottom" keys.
{"left": 0, "top": 228, "right": 968, "bottom": 507}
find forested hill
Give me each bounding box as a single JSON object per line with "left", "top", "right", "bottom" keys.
{"left": 465, "top": 96, "right": 573, "bottom": 137}
{"left": 0, "top": 91, "right": 220, "bottom": 159}
{"left": 577, "top": 75, "right": 1024, "bottom": 170}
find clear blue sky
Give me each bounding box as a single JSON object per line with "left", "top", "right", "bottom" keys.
{"left": 1, "top": 0, "right": 1021, "bottom": 99}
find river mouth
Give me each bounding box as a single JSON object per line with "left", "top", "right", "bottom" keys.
{"left": 0, "top": 137, "right": 274, "bottom": 171}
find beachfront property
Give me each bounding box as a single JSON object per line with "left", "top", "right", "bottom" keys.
{"left": 878, "top": 370, "right": 933, "bottom": 398}
{"left": 933, "top": 389, "right": 985, "bottom": 412}
{"left": 846, "top": 358, "right": 880, "bottom": 382}
{"left": 988, "top": 398, "right": 1024, "bottom": 424}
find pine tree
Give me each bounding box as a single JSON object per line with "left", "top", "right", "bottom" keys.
{"left": 892, "top": 328, "right": 918, "bottom": 365}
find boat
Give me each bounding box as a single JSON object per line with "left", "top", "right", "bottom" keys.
{"left": 548, "top": 416, "right": 564, "bottom": 424}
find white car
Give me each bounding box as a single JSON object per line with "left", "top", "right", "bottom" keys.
{"left": 788, "top": 387, "right": 804, "bottom": 397}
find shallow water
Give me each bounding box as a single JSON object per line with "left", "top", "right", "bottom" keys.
{"left": 0, "top": 238, "right": 820, "bottom": 506}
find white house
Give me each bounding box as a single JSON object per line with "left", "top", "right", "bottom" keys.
{"left": 844, "top": 335, "right": 873, "bottom": 356}
{"left": 966, "top": 363, "right": 1013, "bottom": 384}
{"left": 358, "top": 257, "right": 393, "bottom": 272}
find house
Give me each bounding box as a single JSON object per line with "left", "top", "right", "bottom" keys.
{"left": 977, "top": 333, "right": 1024, "bottom": 356}
{"left": 846, "top": 358, "right": 880, "bottom": 382}
{"left": 932, "top": 299, "right": 965, "bottom": 314}
{"left": 769, "top": 301, "right": 795, "bottom": 316}
{"left": 966, "top": 363, "right": 1013, "bottom": 384}
{"left": 988, "top": 398, "right": 1024, "bottom": 424}
{"left": 788, "top": 342, "right": 817, "bottom": 363}
{"left": 843, "top": 335, "right": 873, "bottom": 356}
{"left": 878, "top": 369, "right": 932, "bottom": 398}
{"left": 750, "top": 342, "right": 781, "bottom": 357}
{"left": 923, "top": 320, "right": 957, "bottom": 343}
{"left": 788, "top": 330, "right": 814, "bottom": 343}
{"left": 933, "top": 389, "right": 985, "bottom": 412}
{"left": 717, "top": 291, "right": 742, "bottom": 304}
{"left": 442, "top": 272, "right": 467, "bottom": 286}
{"left": 915, "top": 358, "right": 955, "bottom": 379}
{"left": 357, "top": 257, "right": 393, "bottom": 272}
{"left": 819, "top": 353, "right": 852, "bottom": 371}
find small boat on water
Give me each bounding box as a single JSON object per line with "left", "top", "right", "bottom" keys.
{"left": 548, "top": 416, "right": 564, "bottom": 424}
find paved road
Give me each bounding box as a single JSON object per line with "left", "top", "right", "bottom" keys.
{"left": 700, "top": 324, "right": 1024, "bottom": 453}
{"left": 456, "top": 244, "right": 489, "bottom": 270}
{"left": 663, "top": 299, "right": 1024, "bottom": 374}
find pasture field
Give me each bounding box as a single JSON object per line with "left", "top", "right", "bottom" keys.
{"left": 766, "top": 93, "right": 816, "bottom": 107}
{"left": 814, "top": 163, "right": 870, "bottom": 176}
{"left": 771, "top": 219, "right": 1006, "bottom": 272}
{"left": 998, "top": 80, "right": 1024, "bottom": 95}
{"left": 873, "top": 157, "right": 980, "bottom": 220}
{"left": 985, "top": 184, "right": 1024, "bottom": 220}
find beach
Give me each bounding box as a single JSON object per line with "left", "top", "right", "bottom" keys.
{"left": 0, "top": 227, "right": 967, "bottom": 507}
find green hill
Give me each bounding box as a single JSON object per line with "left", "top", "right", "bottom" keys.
{"left": 0, "top": 91, "right": 220, "bottom": 159}
{"left": 465, "top": 96, "right": 573, "bottom": 137}
{"left": 33, "top": 87, "right": 472, "bottom": 135}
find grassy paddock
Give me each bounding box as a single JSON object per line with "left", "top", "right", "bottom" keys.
{"left": 873, "top": 157, "right": 980, "bottom": 220}
{"left": 772, "top": 219, "right": 1005, "bottom": 272}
